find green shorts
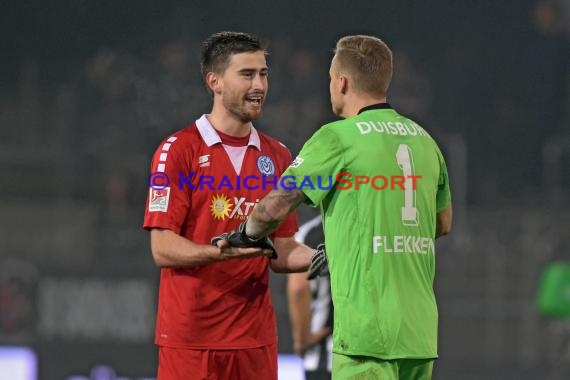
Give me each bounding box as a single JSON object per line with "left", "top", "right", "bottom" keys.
{"left": 332, "top": 353, "right": 434, "bottom": 380}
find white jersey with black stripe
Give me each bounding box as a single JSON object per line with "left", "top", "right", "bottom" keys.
{"left": 295, "top": 215, "right": 333, "bottom": 372}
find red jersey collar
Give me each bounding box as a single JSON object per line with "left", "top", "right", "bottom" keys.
{"left": 195, "top": 114, "right": 261, "bottom": 150}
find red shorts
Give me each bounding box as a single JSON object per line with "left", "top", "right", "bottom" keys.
{"left": 157, "top": 344, "right": 277, "bottom": 380}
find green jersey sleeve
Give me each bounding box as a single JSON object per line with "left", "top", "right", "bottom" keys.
{"left": 436, "top": 149, "right": 451, "bottom": 212}
{"left": 282, "top": 126, "right": 344, "bottom": 207}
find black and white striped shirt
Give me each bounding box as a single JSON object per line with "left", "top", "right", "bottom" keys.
{"left": 295, "top": 215, "right": 333, "bottom": 373}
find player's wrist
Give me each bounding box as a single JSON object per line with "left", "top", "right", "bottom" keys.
{"left": 211, "top": 245, "right": 228, "bottom": 262}
{"left": 240, "top": 221, "right": 261, "bottom": 241}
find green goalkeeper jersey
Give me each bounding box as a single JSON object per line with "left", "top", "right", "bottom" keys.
{"left": 283, "top": 103, "right": 451, "bottom": 359}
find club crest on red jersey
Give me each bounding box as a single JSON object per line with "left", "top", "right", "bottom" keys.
{"left": 257, "top": 155, "right": 275, "bottom": 176}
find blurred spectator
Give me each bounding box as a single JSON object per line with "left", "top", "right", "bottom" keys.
{"left": 524, "top": 0, "right": 568, "bottom": 138}
{"left": 73, "top": 48, "right": 140, "bottom": 203}
{"left": 390, "top": 48, "right": 433, "bottom": 123}
{"left": 134, "top": 39, "right": 209, "bottom": 142}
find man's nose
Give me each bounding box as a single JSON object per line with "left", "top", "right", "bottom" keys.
{"left": 252, "top": 74, "right": 266, "bottom": 90}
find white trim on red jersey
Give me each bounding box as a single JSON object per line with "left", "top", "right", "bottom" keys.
{"left": 195, "top": 114, "right": 261, "bottom": 150}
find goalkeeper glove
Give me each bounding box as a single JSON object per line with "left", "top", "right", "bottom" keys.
{"left": 307, "top": 243, "right": 328, "bottom": 280}
{"left": 211, "top": 221, "right": 278, "bottom": 259}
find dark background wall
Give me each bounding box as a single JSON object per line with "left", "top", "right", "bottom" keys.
{"left": 1, "top": 1, "right": 568, "bottom": 379}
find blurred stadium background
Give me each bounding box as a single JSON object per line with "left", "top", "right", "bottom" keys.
{"left": 0, "top": 1, "right": 568, "bottom": 379}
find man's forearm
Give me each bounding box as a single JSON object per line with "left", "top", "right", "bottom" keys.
{"left": 151, "top": 228, "right": 221, "bottom": 267}
{"left": 151, "top": 228, "right": 272, "bottom": 267}
{"left": 271, "top": 237, "right": 313, "bottom": 273}
{"left": 435, "top": 204, "right": 453, "bottom": 238}
{"left": 246, "top": 189, "right": 306, "bottom": 238}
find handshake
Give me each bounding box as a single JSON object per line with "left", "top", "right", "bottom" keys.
{"left": 211, "top": 221, "right": 329, "bottom": 280}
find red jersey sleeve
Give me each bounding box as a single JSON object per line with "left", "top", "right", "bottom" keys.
{"left": 271, "top": 145, "right": 298, "bottom": 238}
{"left": 143, "top": 136, "right": 192, "bottom": 234}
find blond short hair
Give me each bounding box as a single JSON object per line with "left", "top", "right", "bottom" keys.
{"left": 334, "top": 35, "right": 393, "bottom": 96}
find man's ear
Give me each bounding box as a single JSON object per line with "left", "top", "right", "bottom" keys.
{"left": 206, "top": 72, "right": 222, "bottom": 94}
{"left": 339, "top": 75, "right": 349, "bottom": 95}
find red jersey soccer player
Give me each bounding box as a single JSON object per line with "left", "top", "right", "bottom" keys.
{"left": 143, "top": 32, "right": 317, "bottom": 380}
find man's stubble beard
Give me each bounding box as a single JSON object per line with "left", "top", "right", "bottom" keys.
{"left": 223, "top": 95, "right": 262, "bottom": 123}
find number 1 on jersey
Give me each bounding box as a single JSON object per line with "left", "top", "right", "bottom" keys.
{"left": 396, "top": 144, "right": 419, "bottom": 226}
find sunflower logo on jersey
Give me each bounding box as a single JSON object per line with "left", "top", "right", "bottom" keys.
{"left": 210, "top": 194, "right": 233, "bottom": 220}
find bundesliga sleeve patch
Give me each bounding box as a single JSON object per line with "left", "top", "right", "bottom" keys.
{"left": 148, "top": 187, "right": 170, "bottom": 212}
{"left": 289, "top": 156, "right": 304, "bottom": 168}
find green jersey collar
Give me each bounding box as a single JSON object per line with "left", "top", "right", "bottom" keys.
{"left": 357, "top": 103, "right": 392, "bottom": 115}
